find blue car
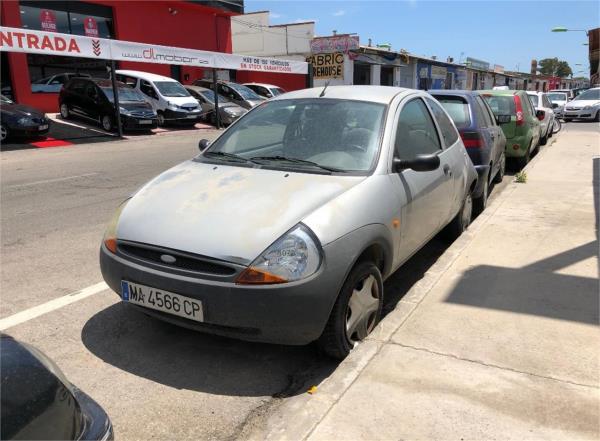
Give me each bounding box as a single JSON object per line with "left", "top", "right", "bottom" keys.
{"left": 430, "top": 90, "right": 508, "bottom": 213}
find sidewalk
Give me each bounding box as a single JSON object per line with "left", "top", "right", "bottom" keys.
{"left": 249, "top": 127, "right": 600, "bottom": 440}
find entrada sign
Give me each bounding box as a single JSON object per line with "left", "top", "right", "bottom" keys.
{"left": 0, "top": 29, "right": 81, "bottom": 53}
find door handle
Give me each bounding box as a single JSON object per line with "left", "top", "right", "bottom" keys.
{"left": 443, "top": 164, "right": 452, "bottom": 176}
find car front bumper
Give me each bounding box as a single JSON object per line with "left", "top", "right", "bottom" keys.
{"left": 563, "top": 108, "right": 599, "bottom": 120}
{"left": 121, "top": 114, "right": 158, "bottom": 131}
{"left": 99, "top": 243, "right": 347, "bottom": 345}
{"left": 8, "top": 122, "right": 51, "bottom": 138}
{"left": 164, "top": 109, "right": 203, "bottom": 124}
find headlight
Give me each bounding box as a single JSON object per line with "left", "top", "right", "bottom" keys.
{"left": 167, "top": 103, "right": 180, "bottom": 111}
{"left": 582, "top": 105, "right": 591, "bottom": 110}
{"left": 223, "top": 107, "right": 236, "bottom": 115}
{"left": 17, "top": 117, "right": 32, "bottom": 125}
{"left": 119, "top": 107, "right": 131, "bottom": 115}
{"left": 103, "top": 199, "right": 130, "bottom": 254}
{"left": 236, "top": 224, "right": 322, "bottom": 284}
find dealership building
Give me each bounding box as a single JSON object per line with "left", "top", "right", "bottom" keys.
{"left": 0, "top": 0, "right": 307, "bottom": 112}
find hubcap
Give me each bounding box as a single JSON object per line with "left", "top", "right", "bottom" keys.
{"left": 60, "top": 104, "right": 68, "bottom": 118}
{"left": 102, "top": 117, "right": 111, "bottom": 131}
{"left": 0, "top": 125, "right": 7, "bottom": 141}
{"left": 158, "top": 114, "right": 165, "bottom": 125}
{"left": 462, "top": 194, "right": 472, "bottom": 229}
{"left": 345, "top": 274, "right": 380, "bottom": 343}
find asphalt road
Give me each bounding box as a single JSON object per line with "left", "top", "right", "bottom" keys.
{"left": 0, "top": 121, "right": 586, "bottom": 440}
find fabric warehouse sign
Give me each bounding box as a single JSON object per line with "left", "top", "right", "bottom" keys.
{"left": 0, "top": 26, "right": 308, "bottom": 74}
{"left": 308, "top": 53, "right": 344, "bottom": 79}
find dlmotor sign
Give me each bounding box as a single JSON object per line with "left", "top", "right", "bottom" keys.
{"left": 309, "top": 53, "right": 344, "bottom": 79}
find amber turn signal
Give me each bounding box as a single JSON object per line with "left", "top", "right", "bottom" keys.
{"left": 104, "top": 238, "right": 118, "bottom": 254}
{"left": 236, "top": 267, "right": 287, "bottom": 285}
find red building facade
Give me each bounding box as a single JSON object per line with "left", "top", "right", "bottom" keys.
{"left": 0, "top": 0, "right": 243, "bottom": 111}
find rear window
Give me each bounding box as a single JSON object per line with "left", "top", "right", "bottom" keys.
{"left": 528, "top": 94, "right": 539, "bottom": 107}
{"left": 482, "top": 95, "right": 516, "bottom": 116}
{"left": 432, "top": 95, "right": 471, "bottom": 129}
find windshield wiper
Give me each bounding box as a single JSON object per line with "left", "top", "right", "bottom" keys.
{"left": 249, "top": 155, "right": 344, "bottom": 173}
{"left": 204, "top": 151, "right": 253, "bottom": 163}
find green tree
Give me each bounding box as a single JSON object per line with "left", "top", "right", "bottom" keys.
{"left": 538, "top": 58, "right": 573, "bottom": 77}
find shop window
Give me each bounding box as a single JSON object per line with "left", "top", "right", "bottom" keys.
{"left": 1, "top": 53, "right": 12, "bottom": 99}
{"left": 380, "top": 66, "right": 394, "bottom": 86}
{"left": 20, "top": 5, "right": 70, "bottom": 33}
{"left": 353, "top": 63, "right": 371, "bottom": 85}
{"left": 27, "top": 54, "right": 109, "bottom": 93}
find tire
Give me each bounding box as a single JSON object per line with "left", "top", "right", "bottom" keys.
{"left": 473, "top": 172, "right": 489, "bottom": 215}
{"left": 564, "top": 118, "right": 572, "bottom": 122}
{"left": 493, "top": 152, "right": 505, "bottom": 184}
{"left": 60, "top": 103, "right": 70, "bottom": 119}
{"left": 516, "top": 141, "right": 531, "bottom": 169}
{"left": 318, "top": 261, "right": 383, "bottom": 360}
{"left": 157, "top": 112, "right": 165, "bottom": 127}
{"left": 552, "top": 118, "right": 561, "bottom": 134}
{"left": 444, "top": 192, "right": 473, "bottom": 241}
{"left": 101, "top": 115, "right": 114, "bottom": 132}
{"left": 595, "top": 111, "right": 600, "bottom": 122}
{"left": 540, "top": 129, "right": 548, "bottom": 146}
{"left": 0, "top": 124, "right": 8, "bottom": 142}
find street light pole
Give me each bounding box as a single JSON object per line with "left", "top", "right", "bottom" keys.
{"left": 109, "top": 60, "right": 123, "bottom": 138}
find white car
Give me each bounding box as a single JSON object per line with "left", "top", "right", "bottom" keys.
{"left": 563, "top": 87, "right": 600, "bottom": 122}
{"left": 31, "top": 73, "right": 91, "bottom": 93}
{"left": 527, "top": 91, "right": 555, "bottom": 145}
{"left": 242, "top": 83, "right": 286, "bottom": 99}
{"left": 547, "top": 91, "right": 569, "bottom": 117}
{"left": 115, "top": 70, "right": 202, "bottom": 126}
{"left": 551, "top": 89, "right": 575, "bottom": 101}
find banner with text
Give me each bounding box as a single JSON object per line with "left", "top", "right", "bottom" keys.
{"left": 308, "top": 53, "right": 344, "bottom": 79}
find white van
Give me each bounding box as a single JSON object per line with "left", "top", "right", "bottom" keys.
{"left": 115, "top": 70, "right": 202, "bottom": 126}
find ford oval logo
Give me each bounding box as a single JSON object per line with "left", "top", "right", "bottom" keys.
{"left": 160, "top": 254, "right": 176, "bottom": 264}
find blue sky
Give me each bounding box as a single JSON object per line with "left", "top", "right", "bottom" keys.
{"left": 245, "top": 0, "right": 598, "bottom": 76}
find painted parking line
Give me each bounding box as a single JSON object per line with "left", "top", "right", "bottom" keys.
{"left": 0, "top": 282, "right": 108, "bottom": 331}
{"left": 6, "top": 173, "right": 99, "bottom": 190}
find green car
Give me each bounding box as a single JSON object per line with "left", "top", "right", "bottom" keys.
{"left": 480, "top": 90, "right": 542, "bottom": 168}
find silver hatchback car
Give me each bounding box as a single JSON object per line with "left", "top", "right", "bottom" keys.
{"left": 100, "top": 86, "right": 477, "bottom": 359}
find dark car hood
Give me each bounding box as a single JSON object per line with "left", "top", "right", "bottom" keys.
{"left": 1, "top": 103, "right": 45, "bottom": 118}
{"left": 120, "top": 101, "right": 154, "bottom": 111}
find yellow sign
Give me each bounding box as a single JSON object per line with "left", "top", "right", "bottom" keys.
{"left": 309, "top": 52, "right": 344, "bottom": 79}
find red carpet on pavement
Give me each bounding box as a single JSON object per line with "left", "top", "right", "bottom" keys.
{"left": 29, "top": 137, "right": 74, "bottom": 148}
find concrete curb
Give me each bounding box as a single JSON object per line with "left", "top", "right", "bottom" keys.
{"left": 247, "top": 134, "right": 563, "bottom": 441}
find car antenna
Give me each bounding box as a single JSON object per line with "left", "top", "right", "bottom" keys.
{"left": 319, "top": 80, "right": 331, "bottom": 97}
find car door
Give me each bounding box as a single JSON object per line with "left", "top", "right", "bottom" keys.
{"left": 219, "top": 84, "right": 243, "bottom": 107}
{"left": 390, "top": 97, "right": 454, "bottom": 263}
{"left": 541, "top": 94, "right": 555, "bottom": 133}
{"left": 83, "top": 83, "right": 101, "bottom": 120}
{"left": 478, "top": 95, "right": 505, "bottom": 170}
{"left": 139, "top": 79, "right": 160, "bottom": 111}
{"left": 68, "top": 80, "right": 87, "bottom": 115}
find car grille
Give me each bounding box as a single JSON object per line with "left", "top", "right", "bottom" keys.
{"left": 565, "top": 107, "right": 578, "bottom": 111}
{"left": 181, "top": 105, "right": 198, "bottom": 111}
{"left": 31, "top": 117, "right": 46, "bottom": 124}
{"left": 129, "top": 110, "right": 155, "bottom": 118}
{"left": 118, "top": 241, "right": 236, "bottom": 276}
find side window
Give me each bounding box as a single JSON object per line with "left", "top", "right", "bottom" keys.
{"left": 117, "top": 75, "right": 137, "bottom": 88}
{"left": 85, "top": 83, "right": 98, "bottom": 99}
{"left": 140, "top": 80, "right": 158, "bottom": 99}
{"left": 542, "top": 95, "right": 552, "bottom": 108}
{"left": 395, "top": 98, "right": 442, "bottom": 160}
{"left": 523, "top": 94, "right": 536, "bottom": 116}
{"left": 425, "top": 97, "right": 459, "bottom": 147}
{"left": 50, "top": 75, "right": 65, "bottom": 85}
{"left": 71, "top": 80, "right": 85, "bottom": 95}
{"left": 476, "top": 96, "right": 494, "bottom": 127}
{"left": 478, "top": 97, "right": 497, "bottom": 126}
{"left": 259, "top": 86, "right": 270, "bottom": 97}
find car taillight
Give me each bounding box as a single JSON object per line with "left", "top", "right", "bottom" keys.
{"left": 460, "top": 131, "right": 483, "bottom": 148}
{"left": 514, "top": 95, "right": 524, "bottom": 126}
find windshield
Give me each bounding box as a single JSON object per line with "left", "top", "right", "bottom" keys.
{"left": 573, "top": 89, "right": 600, "bottom": 101}
{"left": 154, "top": 81, "right": 191, "bottom": 97}
{"left": 433, "top": 96, "right": 471, "bottom": 129}
{"left": 1, "top": 94, "right": 13, "bottom": 104}
{"left": 200, "top": 90, "right": 231, "bottom": 104}
{"left": 204, "top": 99, "right": 386, "bottom": 173}
{"left": 102, "top": 87, "right": 147, "bottom": 103}
{"left": 227, "top": 83, "right": 263, "bottom": 101}
{"left": 548, "top": 93, "right": 567, "bottom": 102}
{"left": 482, "top": 95, "right": 516, "bottom": 116}
{"left": 528, "top": 94, "right": 539, "bottom": 106}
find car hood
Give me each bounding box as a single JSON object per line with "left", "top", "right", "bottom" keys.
{"left": 116, "top": 161, "right": 365, "bottom": 265}
{"left": 120, "top": 101, "right": 154, "bottom": 112}
{"left": 1, "top": 103, "right": 45, "bottom": 118}
{"left": 567, "top": 100, "right": 600, "bottom": 109}
{"left": 165, "top": 96, "right": 199, "bottom": 107}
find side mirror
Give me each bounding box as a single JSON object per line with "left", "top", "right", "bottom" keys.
{"left": 552, "top": 103, "right": 559, "bottom": 109}
{"left": 496, "top": 114, "right": 511, "bottom": 124}
{"left": 198, "top": 139, "right": 211, "bottom": 152}
{"left": 265, "top": 92, "right": 273, "bottom": 98}
{"left": 536, "top": 109, "right": 545, "bottom": 121}
{"left": 393, "top": 154, "right": 440, "bottom": 173}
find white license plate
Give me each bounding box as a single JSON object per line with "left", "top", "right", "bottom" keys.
{"left": 186, "top": 114, "right": 198, "bottom": 119}
{"left": 121, "top": 281, "right": 203, "bottom": 322}
{"left": 139, "top": 120, "right": 153, "bottom": 124}
{"left": 39, "top": 124, "right": 49, "bottom": 130}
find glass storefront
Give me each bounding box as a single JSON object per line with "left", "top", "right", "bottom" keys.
{"left": 19, "top": 1, "right": 114, "bottom": 92}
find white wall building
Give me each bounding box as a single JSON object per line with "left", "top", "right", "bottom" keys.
{"left": 231, "top": 11, "right": 314, "bottom": 62}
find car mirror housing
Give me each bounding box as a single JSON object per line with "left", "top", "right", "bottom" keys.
{"left": 496, "top": 114, "right": 511, "bottom": 124}
{"left": 198, "top": 139, "right": 211, "bottom": 152}
{"left": 393, "top": 154, "right": 440, "bottom": 173}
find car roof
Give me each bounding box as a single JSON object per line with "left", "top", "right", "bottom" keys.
{"left": 115, "top": 70, "right": 178, "bottom": 82}
{"left": 185, "top": 85, "right": 210, "bottom": 93}
{"left": 243, "top": 83, "right": 281, "bottom": 88}
{"left": 479, "top": 89, "right": 521, "bottom": 96}
{"left": 272, "top": 86, "right": 415, "bottom": 104}
{"left": 428, "top": 90, "right": 479, "bottom": 98}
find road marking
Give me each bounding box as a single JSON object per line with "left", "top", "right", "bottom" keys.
{"left": 7, "top": 173, "right": 99, "bottom": 190}
{"left": 0, "top": 282, "right": 108, "bottom": 331}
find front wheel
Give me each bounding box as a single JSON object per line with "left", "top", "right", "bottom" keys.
{"left": 157, "top": 112, "right": 165, "bottom": 127}
{"left": 473, "top": 173, "right": 489, "bottom": 215}
{"left": 318, "top": 261, "right": 383, "bottom": 360}
{"left": 552, "top": 118, "right": 561, "bottom": 134}
{"left": 60, "top": 103, "right": 70, "bottom": 119}
{"left": 493, "top": 152, "right": 506, "bottom": 184}
{"left": 0, "top": 124, "right": 8, "bottom": 142}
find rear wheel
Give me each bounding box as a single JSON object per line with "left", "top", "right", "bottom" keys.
{"left": 540, "top": 129, "right": 548, "bottom": 146}
{"left": 101, "top": 115, "right": 114, "bottom": 132}
{"left": 318, "top": 261, "right": 383, "bottom": 360}
{"left": 444, "top": 192, "right": 473, "bottom": 241}
{"left": 60, "top": 103, "right": 70, "bottom": 119}
{"left": 0, "top": 124, "right": 8, "bottom": 142}
{"left": 473, "top": 172, "right": 489, "bottom": 215}
{"left": 517, "top": 142, "right": 531, "bottom": 169}
{"left": 552, "top": 118, "right": 561, "bottom": 134}
{"left": 595, "top": 111, "right": 600, "bottom": 122}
